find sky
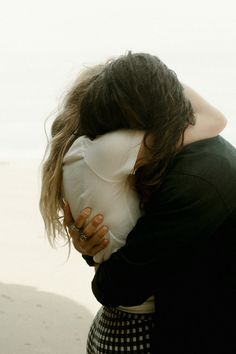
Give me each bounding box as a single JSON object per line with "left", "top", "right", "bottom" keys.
{"left": 0, "top": 0, "right": 236, "bottom": 160}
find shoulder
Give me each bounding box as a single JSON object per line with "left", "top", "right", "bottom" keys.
{"left": 89, "top": 129, "right": 144, "bottom": 158}
{"left": 171, "top": 136, "right": 236, "bottom": 188}
{"left": 63, "top": 135, "right": 87, "bottom": 164}
{"left": 84, "top": 129, "right": 145, "bottom": 181}
{"left": 152, "top": 136, "right": 236, "bottom": 213}
{"left": 174, "top": 136, "right": 236, "bottom": 170}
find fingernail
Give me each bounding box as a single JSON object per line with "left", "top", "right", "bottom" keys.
{"left": 84, "top": 207, "right": 91, "bottom": 215}
{"left": 96, "top": 214, "right": 103, "bottom": 222}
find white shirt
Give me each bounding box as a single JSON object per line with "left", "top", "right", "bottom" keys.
{"left": 63, "top": 129, "right": 144, "bottom": 263}
{"left": 63, "top": 129, "right": 155, "bottom": 313}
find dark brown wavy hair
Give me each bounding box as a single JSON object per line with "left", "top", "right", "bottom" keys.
{"left": 40, "top": 52, "right": 195, "bottom": 243}
{"left": 78, "top": 52, "right": 195, "bottom": 204}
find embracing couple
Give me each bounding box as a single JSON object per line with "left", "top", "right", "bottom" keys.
{"left": 40, "top": 52, "right": 236, "bottom": 354}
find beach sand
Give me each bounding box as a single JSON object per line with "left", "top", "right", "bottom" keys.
{"left": 0, "top": 161, "right": 100, "bottom": 354}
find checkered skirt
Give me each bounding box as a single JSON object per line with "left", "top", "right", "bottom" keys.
{"left": 87, "top": 306, "right": 155, "bottom": 354}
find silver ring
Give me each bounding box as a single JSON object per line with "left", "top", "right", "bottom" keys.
{"left": 79, "top": 232, "right": 88, "bottom": 242}
{"left": 68, "top": 224, "right": 82, "bottom": 233}
{"left": 68, "top": 224, "right": 88, "bottom": 241}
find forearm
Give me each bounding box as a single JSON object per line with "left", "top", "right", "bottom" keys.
{"left": 92, "top": 248, "right": 155, "bottom": 307}
{"left": 183, "top": 84, "right": 227, "bottom": 145}
{"left": 92, "top": 174, "right": 227, "bottom": 307}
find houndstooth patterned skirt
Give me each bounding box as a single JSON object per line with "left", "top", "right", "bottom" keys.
{"left": 87, "top": 306, "right": 155, "bottom": 354}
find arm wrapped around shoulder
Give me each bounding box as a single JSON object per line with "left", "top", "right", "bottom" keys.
{"left": 183, "top": 84, "right": 227, "bottom": 145}
{"left": 92, "top": 172, "right": 229, "bottom": 307}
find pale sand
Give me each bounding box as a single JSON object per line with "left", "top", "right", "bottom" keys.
{"left": 0, "top": 161, "right": 100, "bottom": 354}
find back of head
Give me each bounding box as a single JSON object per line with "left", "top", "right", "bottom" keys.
{"left": 79, "top": 52, "right": 193, "bottom": 139}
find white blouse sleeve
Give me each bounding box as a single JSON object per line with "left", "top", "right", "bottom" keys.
{"left": 83, "top": 130, "right": 145, "bottom": 182}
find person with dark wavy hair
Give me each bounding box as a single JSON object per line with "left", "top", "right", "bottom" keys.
{"left": 41, "top": 52, "right": 235, "bottom": 353}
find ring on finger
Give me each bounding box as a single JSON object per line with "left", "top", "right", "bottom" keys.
{"left": 68, "top": 224, "right": 82, "bottom": 233}
{"left": 68, "top": 224, "right": 88, "bottom": 242}
{"left": 79, "top": 232, "right": 88, "bottom": 242}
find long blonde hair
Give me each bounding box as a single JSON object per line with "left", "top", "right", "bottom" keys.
{"left": 40, "top": 64, "right": 105, "bottom": 245}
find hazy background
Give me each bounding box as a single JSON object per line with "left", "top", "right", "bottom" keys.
{"left": 0, "top": 0, "right": 236, "bottom": 160}
{"left": 0, "top": 1, "right": 235, "bottom": 353}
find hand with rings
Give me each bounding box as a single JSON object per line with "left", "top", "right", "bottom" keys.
{"left": 63, "top": 201, "right": 109, "bottom": 257}
{"left": 68, "top": 224, "right": 88, "bottom": 242}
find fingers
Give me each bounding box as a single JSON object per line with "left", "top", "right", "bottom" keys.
{"left": 74, "top": 207, "right": 92, "bottom": 229}
{"left": 76, "top": 225, "right": 109, "bottom": 257}
{"left": 88, "top": 239, "right": 109, "bottom": 257}
{"left": 85, "top": 224, "right": 108, "bottom": 248}
{"left": 63, "top": 204, "right": 109, "bottom": 257}
{"left": 83, "top": 214, "right": 104, "bottom": 236}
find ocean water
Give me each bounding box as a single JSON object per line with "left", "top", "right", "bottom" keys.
{"left": 1, "top": 0, "right": 236, "bottom": 161}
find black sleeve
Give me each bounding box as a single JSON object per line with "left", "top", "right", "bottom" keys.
{"left": 92, "top": 174, "right": 228, "bottom": 307}
{"left": 82, "top": 255, "right": 95, "bottom": 266}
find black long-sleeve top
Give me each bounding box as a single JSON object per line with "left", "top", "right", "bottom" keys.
{"left": 86, "top": 136, "right": 236, "bottom": 354}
